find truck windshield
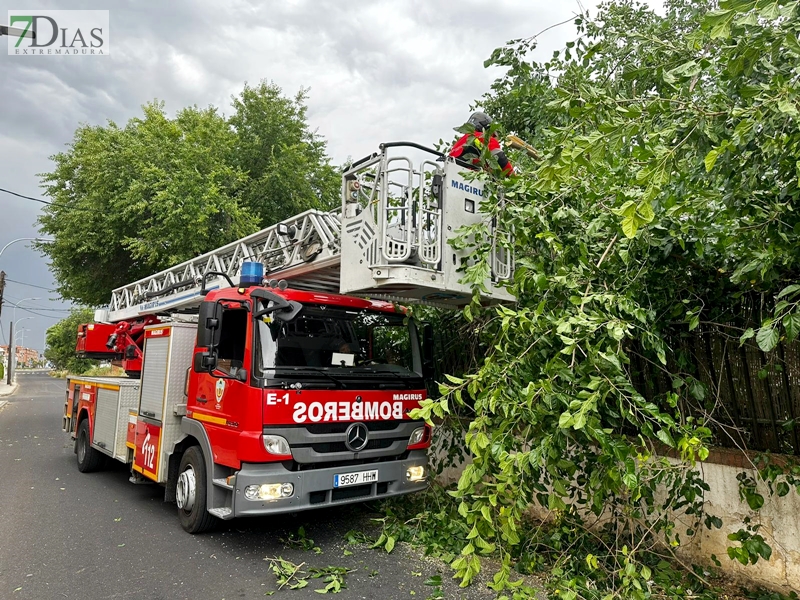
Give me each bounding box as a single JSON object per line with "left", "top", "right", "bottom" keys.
{"left": 255, "top": 302, "right": 418, "bottom": 378}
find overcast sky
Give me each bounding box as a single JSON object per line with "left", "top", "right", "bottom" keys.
{"left": 0, "top": 0, "right": 662, "bottom": 354}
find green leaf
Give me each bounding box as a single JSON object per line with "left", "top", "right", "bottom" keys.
{"left": 481, "top": 505, "right": 492, "bottom": 522}
{"left": 745, "top": 492, "right": 764, "bottom": 511}
{"left": 637, "top": 200, "right": 654, "bottom": 223}
{"left": 689, "top": 379, "right": 706, "bottom": 401}
{"left": 558, "top": 412, "right": 574, "bottom": 428}
{"left": 573, "top": 412, "right": 587, "bottom": 430}
{"left": 704, "top": 148, "right": 720, "bottom": 172}
{"left": 612, "top": 200, "right": 636, "bottom": 217}
{"left": 756, "top": 327, "right": 780, "bottom": 352}
{"left": 734, "top": 11, "right": 759, "bottom": 26}
{"left": 783, "top": 313, "right": 800, "bottom": 343}
{"left": 785, "top": 33, "right": 800, "bottom": 56}
{"left": 777, "top": 284, "right": 800, "bottom": 299}
{"left": 704, "top": 9, "right": 733, "bottom": 27}
{"left": 759, "top": 3, "right": 781, "bottom": 19}
{"left": 621, "top": 216, "right": 639, "bottom": 239}
{"left": 710, "top": 20, "right": 731, "bottom": 39}
{"left": 778, "top": 99, "right": 799, "bottom": 117}
{"left": 657, "top": 429, "right": 676, "bottom": 448}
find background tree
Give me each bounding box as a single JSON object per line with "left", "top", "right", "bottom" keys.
{"left": 45, "top": 308, "right": 97, "bottom": 372}
{"left": 230, "top": 82, "right": 341, "bottom": 226}
{"left": 38, "top": 102, "right": 256, "bottom": 306}
{"left": 38, "top": 81, "right": 340, "bottom": 306}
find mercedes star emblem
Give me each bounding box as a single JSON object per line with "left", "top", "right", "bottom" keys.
{"left": 344, "top": 422, "right": 369, "bottom": 452}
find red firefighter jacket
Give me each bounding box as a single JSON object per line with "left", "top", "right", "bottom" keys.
{"left": 449, "top": 132, "right": 514, "bottom": 176}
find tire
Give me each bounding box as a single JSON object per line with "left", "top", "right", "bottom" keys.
{"left": 76, "top": 419, "right": 104, "bottom": 473}
{"left": 176, "top": 446, "right": 216, "bottom": 534}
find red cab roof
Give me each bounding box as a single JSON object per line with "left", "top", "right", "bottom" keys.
{"left": 207, "top": 286, "right": 405, "bottom": 314}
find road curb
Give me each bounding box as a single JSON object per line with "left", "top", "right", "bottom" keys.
{"left": 0, "top": 382, "right": 19, "bottom": 398}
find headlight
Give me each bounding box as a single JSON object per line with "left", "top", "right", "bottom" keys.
{"left": 408, "top": 426, "right": 427, "bottom": 446}
{"left": 244, "top": 483, "right": 294, "bottom": 501}
{"left": 406, "top": 466, "right": 425, "bottom": 482}
{"left": 262, "top": 434, "right": 291, "bottom": 456}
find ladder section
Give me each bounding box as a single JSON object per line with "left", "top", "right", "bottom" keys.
{"left": 101, "top": 141, "right": 515, "bottom": 323}
{"left": 105, "top": 210, "right": 342, "bottom": 322}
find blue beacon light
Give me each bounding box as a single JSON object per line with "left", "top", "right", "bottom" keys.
{"left": 239, "top": 261, "right": 264, "bottom": 287}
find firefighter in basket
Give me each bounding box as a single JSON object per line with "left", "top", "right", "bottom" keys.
{"left": 449, "top": 111, "right": 514, "bottom": 176}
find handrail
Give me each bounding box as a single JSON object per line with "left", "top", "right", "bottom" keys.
{"left": 378, "top": 141, "right": 445, "bottom": 158}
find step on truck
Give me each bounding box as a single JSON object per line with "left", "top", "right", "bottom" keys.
{"left": 61, "top": 142, "right": 514, "bottom": 533}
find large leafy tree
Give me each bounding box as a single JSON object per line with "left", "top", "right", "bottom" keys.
{"left": 38, "top": 102, "right": 256, "bottom": 305}
{"left": 38, "top": 82, "right": 340, "bottom": 306}
{"left": 230, "top": 82, "right": 341, "bottom": 226}
{"left": 411, "top": 0, "right": 800, "bottom": 596}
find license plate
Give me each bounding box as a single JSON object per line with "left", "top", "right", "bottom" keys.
{"left": 333, "top": 469, "right": 378, "bottom": 488}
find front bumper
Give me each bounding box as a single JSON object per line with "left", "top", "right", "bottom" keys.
{"left": 229, "top": 450, "right": 428, "bottom": 518}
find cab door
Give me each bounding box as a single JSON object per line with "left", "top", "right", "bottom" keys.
{"left": 190, "top": 305, "right": 252, "bottom": 468}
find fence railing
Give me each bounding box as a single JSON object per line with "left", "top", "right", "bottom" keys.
{"left": 630, "top": 325, "right": 800, "bottom": 456}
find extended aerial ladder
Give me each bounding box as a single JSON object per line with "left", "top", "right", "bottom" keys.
{"left": 96, "top": 142, "right": 514, "bottom": 327}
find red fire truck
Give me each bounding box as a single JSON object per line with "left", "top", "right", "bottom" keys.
{"left": 61, "top": 142, "right": 513, "bottom": 532}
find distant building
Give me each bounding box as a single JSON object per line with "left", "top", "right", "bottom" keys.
{"left": 0, "top": 345, "right": 40, "bottom": 367}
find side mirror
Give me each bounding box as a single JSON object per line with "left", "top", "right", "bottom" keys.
{"left": 421, "top": 322, "right": 435, "bottom": 380}
{"left": 251, "top": 289, "right": 304, "bottom": 323}
{"left": 197, "top": 301, "right": 223, "bottom": 348}
{"left": 193, "top": 350, "right": 217, "bottom": 374}
{"left": 274, "top": 300, "right": 303, "bottom": 323}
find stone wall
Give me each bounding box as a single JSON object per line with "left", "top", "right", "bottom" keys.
{"left": 677, "top": 449, "right": 800, "bottom": 593}
{"left": 432, "top": 437, "right": 800, "bottom": 593}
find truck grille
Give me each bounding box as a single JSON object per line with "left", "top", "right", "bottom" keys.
{"left": 310, "top": 438, "right": 393, "bottom": 454}
{"left": 303, "top": 421, "right": 400, "bottom": 434}
{"left": 263, "top": 420, "right": 420, "bottom": 464}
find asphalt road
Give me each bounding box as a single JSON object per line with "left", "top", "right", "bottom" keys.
{"left": 0, "top": 372, "right": 500, "bottom": 600}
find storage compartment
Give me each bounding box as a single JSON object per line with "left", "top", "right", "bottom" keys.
{"left": 135, "top": 323, "right": 195, "bottom": 483}
{"left": 90, "top": 380, "right": 139, "bottom": 461}
{"left": 93, "top": 388, "right": 118, "bottom": 454}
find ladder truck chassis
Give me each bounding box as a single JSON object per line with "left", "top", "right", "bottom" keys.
{"left": 62, "top": 142, "right": 513, "bottom": 533}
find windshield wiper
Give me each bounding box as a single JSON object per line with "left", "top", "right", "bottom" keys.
{"left": 276, "top": 366, "right": 346, "bottom": 389}
{"left": 363, "top": 368, "right": 417, "bottom": 389}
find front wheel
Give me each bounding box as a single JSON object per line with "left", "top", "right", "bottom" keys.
{"left": 76, "top": 419, "right": 104, "bottom": 473}
{"left": 176, "top": 446, "right": 216, "bottom": 533}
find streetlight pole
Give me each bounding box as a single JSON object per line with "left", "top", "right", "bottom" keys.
{"left": 0, "top": 24, "right": 36, "bottom": 39}
{"left": 0, "top": 237, "right": 52, "bottom": 262}
{"left": 7, "top": 299, "right": 39, "bottom": 385}
{"left": 14, "top": 317, "right": 33, "bottom": 345}
{"left": 12, "top": 297, "right": 41, "bottom": 322}
{"left": 13, "top": 323, "right": 31, "bottom": 372}
{"left": 15, "top": 328, "right": 29, "bottom": 345}
{"left": 12, "top": 318, "right": 33, "bottom": 379}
